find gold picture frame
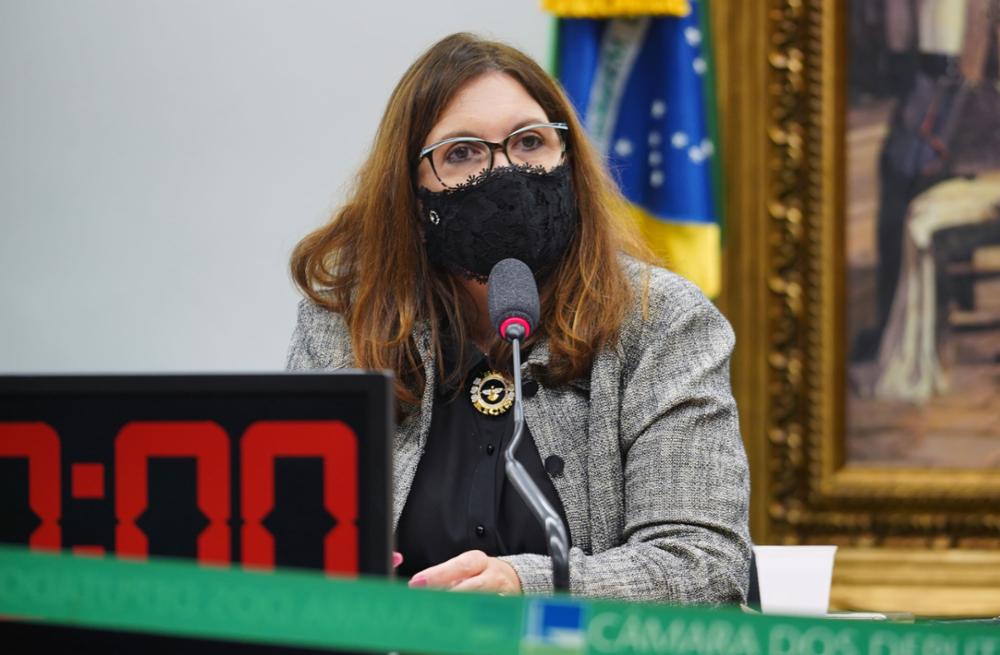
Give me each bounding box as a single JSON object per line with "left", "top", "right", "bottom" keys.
{"left": 709, "top": 0, "right": 1000, "bottom": 615}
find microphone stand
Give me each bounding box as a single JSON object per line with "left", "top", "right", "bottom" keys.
{"left": 504, "top": 330, "right": 571, "bottom": 592}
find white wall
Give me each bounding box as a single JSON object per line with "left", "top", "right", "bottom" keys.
{"left": 0, "top": 0, "right": 551, "bottom": 373}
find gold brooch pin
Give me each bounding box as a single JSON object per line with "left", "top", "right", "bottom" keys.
{"left": 469, "top": 370, "right": 514, "bottom": 416}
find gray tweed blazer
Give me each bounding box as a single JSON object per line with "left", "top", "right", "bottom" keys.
{"left": 286, "top": 260, "right": 751, "bottom": 603}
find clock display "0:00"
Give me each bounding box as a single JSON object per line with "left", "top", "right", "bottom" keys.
{"left": 0, "top": 420, "right": 359, "bottom": 574}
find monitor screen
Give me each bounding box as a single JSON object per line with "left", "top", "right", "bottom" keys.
{"left": 0, "top": 373, "right": 393, "bottom": 653}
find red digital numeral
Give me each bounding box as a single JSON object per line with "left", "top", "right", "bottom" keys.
{"left": 0, "top": 422, "right": 61, "bottom": 550}
{"left": 115, "top": 421, "right": 230, "bottom": 563}
{"left": 241, "top": 421, "right": 358, "bottom": 575}
{"left": 2, "top": 419, "right": 360, "bottom": 571}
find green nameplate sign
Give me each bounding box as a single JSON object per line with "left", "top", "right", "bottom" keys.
{"left": 1, "top": 546, "right": 997, "bottom": 655}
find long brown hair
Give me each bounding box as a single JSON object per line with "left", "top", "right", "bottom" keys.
{"left": 291, "top": 33, "right": 651, "bottom": 409}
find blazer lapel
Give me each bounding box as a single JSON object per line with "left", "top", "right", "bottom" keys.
{"left": 391, "top": 321, "right": 436, "bottom": 532}
{"left": 581, "top": 349, "right": 624, "bottom": 552}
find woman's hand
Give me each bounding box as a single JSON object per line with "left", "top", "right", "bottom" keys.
{"left": 408, "top": 550, "right": 522, "bottom": 594}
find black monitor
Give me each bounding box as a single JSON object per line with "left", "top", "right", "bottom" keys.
{"left": 0, "top": 372, "right": 394, "bottom": 653}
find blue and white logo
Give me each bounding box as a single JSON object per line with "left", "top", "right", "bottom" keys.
{"left": 521, "top": 598, "right": 586, "bottom": 655}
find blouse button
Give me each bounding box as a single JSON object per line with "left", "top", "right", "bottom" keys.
{"left": 486, "top": 444, "right": 495, "bottom": 455}
{"left": 475, "top": 524, "right": 486, "bottom": 537}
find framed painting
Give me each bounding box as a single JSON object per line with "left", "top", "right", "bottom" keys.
{"left": 709, "top": 0, "right": 1000, "bottom": 616}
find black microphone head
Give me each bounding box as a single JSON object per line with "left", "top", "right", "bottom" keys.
{"left": 487, "top": 258, "right": 540, "bottom": 341}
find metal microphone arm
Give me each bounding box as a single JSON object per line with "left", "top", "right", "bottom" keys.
{"left": 504, "top": 334, "right": 571, "bottom": 592}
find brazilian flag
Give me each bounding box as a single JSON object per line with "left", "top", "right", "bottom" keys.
{"left": 547, "top": 0, "right": 723, "bottom": 297}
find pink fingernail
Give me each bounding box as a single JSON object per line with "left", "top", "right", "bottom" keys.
{"left": 392, "top": 552, "right": 403, "bottom": 567}
{"left": 409, "top": 575, "right": 427, "bottom": 588}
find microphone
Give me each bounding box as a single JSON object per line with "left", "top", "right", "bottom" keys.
{"left": 487, "top": 259, "right": 571, "bottom": 592}
{"left": 488, "top": 258, "right": 540, "bottom": 342}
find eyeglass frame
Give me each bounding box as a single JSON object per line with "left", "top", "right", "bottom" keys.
{"left": 417, "top": 122, "right": 569, "bottom": 188}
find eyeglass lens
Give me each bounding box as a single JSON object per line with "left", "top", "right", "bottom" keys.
{"left": 430, "top": 126, "right": 564, "bottom": 187}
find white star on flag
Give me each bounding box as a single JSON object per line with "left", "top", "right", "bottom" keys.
{"left": 613, "top": 138, "right": 634, "bottom": 157}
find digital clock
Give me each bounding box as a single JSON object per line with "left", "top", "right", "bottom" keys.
{"left": 0, "top": 374, "right": 392, "bottom": 576}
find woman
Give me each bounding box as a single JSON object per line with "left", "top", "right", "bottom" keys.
{"left": 287, "top": 33, "right": 750, "bottom": 603}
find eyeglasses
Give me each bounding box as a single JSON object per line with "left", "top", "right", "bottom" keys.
{"left": 418, "top": 122, "right": 568, "bottom": 188}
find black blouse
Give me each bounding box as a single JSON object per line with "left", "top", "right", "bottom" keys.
{"left": 395, "top": 340, "right": 569, "bottom": 579}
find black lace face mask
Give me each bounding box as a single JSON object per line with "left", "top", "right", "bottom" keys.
{"left": 416, "top": 163, "right": 577, "bottom": 282}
